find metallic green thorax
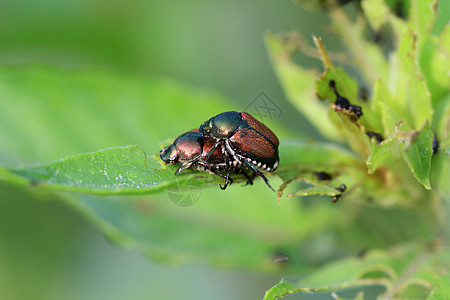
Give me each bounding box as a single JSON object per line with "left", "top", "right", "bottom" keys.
{"left": 200, "top": 111, "right": 246, "bottom": 138}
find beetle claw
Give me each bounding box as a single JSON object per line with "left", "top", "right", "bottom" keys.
{"left": 219, "top": 175, "right": 233, "bottom": 190}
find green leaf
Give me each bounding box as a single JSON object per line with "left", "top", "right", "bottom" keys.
{"left": 366, "top": 121, "right": 406, "bottom": 174}
{"left": 314, "top": 37, "right": 373, "bottom": 157}
{"left": 263, "top": 281, "right": 299, "bottom": 300}
{"left": 408, "top": 77, "right": 433, "bottom": 130}
{"left": 366, "top": 120, "right": 434, "bottom": 190}
{"left": 420, "top": 26, "right": 450, "bottom": 107}
{"left": 431, "top": 95, "right": 450, "bottom": 196}
{"left": 264, "top": 32, "right": 343, "bottom": 143}
{"left": 314, "top": 37, "right": 359, "bottom": 106}
{"left": 422, "top": 25, "right": 450, "bottom": 107}
{"left": 362, "top": 0, "right": 394, "bottom": 32}
{"left": 3, "top": 139, "right": 360, "bottom": 195}
{"left": 276, "top": 140, "right": 362, "bottom": 201}
{"left": 2, "top": 169, "right": 336, "bottom": 273}
{"left": 364, "top": 1, "right": 436, "bottom": 131}
{"left": 373, "top": 79, "right": 407, "bottom": 135}
{"left": 9, "top": 145, "right": 226, "bottom": 195}
{"left": 327, "top": 106, "right": 372, "bottom": 158}
{"left": 264, "top": 244, "right": 450, "bottom": 299}
{"left": 329, "top": 7, "right": 388, "bottom": 86}
{"left": 432, "top": 85, "right": 450, "bottom": 146}
{"left": 402, "top": 122, "right": 434, "bottom": 189}
{"left": 0, "top": 166, "right": 28, "bottom": 186}
{"left": 391, "top": 26, "right": 434, "bottom": 129}
{"left": 287, "top": 185, "right": 341, "bottom": 198}
{"left": 408, "top": 0, "right": 438, "bottom": 50}
{"left": 430, "top": 152, "right": 450, "bottom": 198}
{"left": 426, "top": 275, "right": 450, "bottom": 300}
{"left": 362, "top": 0, "right": 405, "bottom": 39}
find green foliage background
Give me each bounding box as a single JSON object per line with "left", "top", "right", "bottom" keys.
{"left": 0, "top": 0, "right": 449, "bottom": 299}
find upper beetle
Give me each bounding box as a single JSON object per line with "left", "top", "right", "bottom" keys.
{"left": 199, "top": 111, "right": 279, "bottom": 190}
{"left": 160, "top": 129, "right": 246, "bottom": 190}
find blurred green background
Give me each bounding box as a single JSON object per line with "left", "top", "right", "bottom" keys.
{"left": 0, "top": 1, "right": 331, "bottom": 299}
{"left": 0, "top": 0, "right": 334, "bottom": 137}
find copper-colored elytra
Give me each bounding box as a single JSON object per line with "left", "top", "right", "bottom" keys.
{"left": 240, "top": 112, "right": 279, "bottom": 147}
{"left": 230, "top": 128, "right": 276, "bottom": 159}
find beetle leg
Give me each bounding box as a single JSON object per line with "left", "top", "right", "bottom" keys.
{"left": 204, "top": 165, "right": 233, "bottom": 190}
{"left": 241, "top": 170, "right": 255, "bottom": 185}
{"left": 221, "top": 148, "right": 236, "bottom": 190}
{"left": 175, "top": 162, "right": 193, "bottom": 175}
{"left": 219, "top": 174, "right": 233, "bottom": 190}
{"left": 222, "top": 161, "right": 234, "bottom": 190}
{"left": 204, "top": 139, "right": 222, "bottom": 162}
{"left": 238, "top": 168, "right": 256, "bottom": 185}
{"left": 214, "top": 169, "right": 233, "bottom": 190}
{"left": 240, "top": 159, "right": 275, "bottom": 192}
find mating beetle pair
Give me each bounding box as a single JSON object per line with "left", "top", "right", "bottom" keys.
{"left": 159, "top": 111, "right": 280, "bottom": 190}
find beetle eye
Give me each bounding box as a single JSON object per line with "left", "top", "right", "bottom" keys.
{"left": 200, "top": 119, "right": 212, "bottom": 133}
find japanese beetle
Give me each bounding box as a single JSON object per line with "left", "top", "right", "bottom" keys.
{"left": 159, "top": 130, "right": 251, "bottom": 190}
{"left": 199, "top": 111, "right": 279, "bottom": 190}
{"left": 314, "top": 171, "right": 332, "bottom": 181}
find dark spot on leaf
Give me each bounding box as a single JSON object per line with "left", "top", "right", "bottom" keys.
{"left": 336, "top": 184, "right": 346, "bottom": 192}
{"left": 393, "top": 0, "right": 407, "bottom": 19}
{"left": 359, "top": 87, "right": 369, "bottom": 102}
{"left": 331, "top": 194, "right": 341, "bottom": 203}
{"left": 329, "top": 80, "right": 363, "bottom": 118}
{"left": 348, "top": 105, "right": 363, "bottom": 118}
{"left": 373, "top": 31, "right": 383, "bottom": 44}
{"left": 357, "top": 248, "right": 369, "bottom": 258}
{"left": 314, "top": 171, "right": 332, "bottom": 181}
{"left": 432, "top": 133, "right": 439, "bottom": 154}
{"left": 332, "top": 184, "right": 346, "bottom": 203}
{"left": 366, "top": 131, "right": 384, "bottom": 143}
